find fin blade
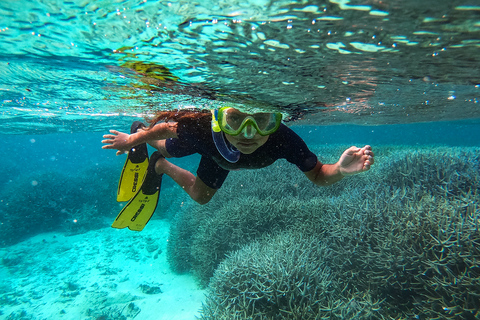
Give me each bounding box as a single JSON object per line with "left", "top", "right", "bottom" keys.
{"left": 117, "top": 121, "right": 149, "bottom": 202}
{"left": 116, "top": 157, "right": 149, "bottom": 202}
{"left": 112, "top": 191, "right": 160, "bottom": 231}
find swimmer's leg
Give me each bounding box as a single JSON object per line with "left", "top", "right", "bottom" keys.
{"left": 147, "top": 139, "right": 172, "bottom": 158}
{"left": 153, "top": 156, "right": 216, "bottom": 205}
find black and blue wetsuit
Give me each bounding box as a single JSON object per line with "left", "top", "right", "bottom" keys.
{"left": 165, "top": 116, "right": 318, "bottom": 189}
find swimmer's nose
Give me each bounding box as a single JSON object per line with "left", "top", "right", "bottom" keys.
{"left": 242, "top": 125, "right": 257, "bottom": 139}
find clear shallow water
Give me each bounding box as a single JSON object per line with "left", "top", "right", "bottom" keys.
{"left": 1, "top": 0, "right": 479, "bottom": 134}
{"left": 1, "top": 1, "right": 480, "bottom": 319}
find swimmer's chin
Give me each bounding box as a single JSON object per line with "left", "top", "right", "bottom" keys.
{"left": 225, "top": 134, "right": 269, "bottom": 154}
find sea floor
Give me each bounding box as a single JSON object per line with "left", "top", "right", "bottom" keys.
{"left": 0, "top": 220, "right": 205, "bottom": 320}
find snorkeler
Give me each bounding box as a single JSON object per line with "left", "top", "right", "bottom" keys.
{"left": 102, "top": 107, "right": 374, "bottom": 230}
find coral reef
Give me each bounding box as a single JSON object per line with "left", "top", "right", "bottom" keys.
{"left": 167, "top": 146, "right": 480, "bottom": 319}
{"left": 0, "top": 165, "right": 119, "bottom": 246}
{"left": 201, "top": 232, "right": 338, "bottom": 320}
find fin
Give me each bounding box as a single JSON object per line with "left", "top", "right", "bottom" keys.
{"left": 116, "top": 121, "right": 149, "bottom": 202}
{"left": 112, "top": 151, "right": 164, "bottom": 231}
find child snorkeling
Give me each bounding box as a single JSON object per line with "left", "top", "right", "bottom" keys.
{"left": 102, "top": 108, "right": 374, "bottom": 230}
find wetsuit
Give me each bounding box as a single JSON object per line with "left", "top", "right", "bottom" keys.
{"left": 165, "top": 116, "right": 318, "bottom": 189}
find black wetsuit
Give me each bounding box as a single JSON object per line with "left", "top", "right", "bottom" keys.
{"left": 165, "top": 116, "right": 318, "bottom": 189}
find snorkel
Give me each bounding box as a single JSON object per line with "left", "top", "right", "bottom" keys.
{"left": 211, "top": 109, "right": 241, "bottom": 163}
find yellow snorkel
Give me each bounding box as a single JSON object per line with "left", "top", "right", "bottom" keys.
{"left": 211, "top": 109, "right": 222, "bottom": 133}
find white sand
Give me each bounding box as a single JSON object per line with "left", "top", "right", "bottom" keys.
{"left": 0, "top": 220, "right": 205, "bottom": 320}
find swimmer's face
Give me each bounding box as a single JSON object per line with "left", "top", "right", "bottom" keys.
{"left": 218, "top": 107, "right": 280, "bottom": 154}
{"left": 225, "top": 133, "right": 269, "bottom": 154}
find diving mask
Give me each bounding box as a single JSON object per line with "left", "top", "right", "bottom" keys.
{"left": 212, "top": 107, "right": 282, "bottom": 139}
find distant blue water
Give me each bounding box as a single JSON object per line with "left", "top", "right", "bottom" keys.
{"left": 3, "top": 119, "right": 479, "bottom": 178}
{"left": 295, "top": 119, "right": 480, "bottom": 147}
{"left": 0, "top": 125, "right": 199, "bottom": 189}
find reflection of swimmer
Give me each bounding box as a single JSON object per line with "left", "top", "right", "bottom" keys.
{"left": 102, "top": 108, "right": 374, "bottom": 230}
{"left": 107, "top": 60, "right": 218, "bottom": 100}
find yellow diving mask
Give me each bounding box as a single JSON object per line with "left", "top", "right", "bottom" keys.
{"left": 212, "top": 107, "right": 282, "bottom": 139}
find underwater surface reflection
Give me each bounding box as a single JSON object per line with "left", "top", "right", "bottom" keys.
{"left": 1, "top": 0, "right": 479, "bottom": 134}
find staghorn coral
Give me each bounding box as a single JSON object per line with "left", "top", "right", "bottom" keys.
{"left": 200, "top": 232, "right": 339, "bottom": 320}
{"left": 383, "top": 147, "right": 480, "bottom": 200}
{"left": 183, "top": 145, "right": 480, "bottom": 319}
{"left": 169, "top": 193, "right": 340, "bottom": 286}
{"left": 200, "top": 230, "right": 391, "bottom": 320}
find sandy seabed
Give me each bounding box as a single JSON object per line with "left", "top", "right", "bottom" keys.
{"left": 0, "top": 220, "right": 205, "bottom": 320}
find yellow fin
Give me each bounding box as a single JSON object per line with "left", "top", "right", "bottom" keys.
{"left": 112, "top": 191, "right": 160, "bottom": 231}
{"left": 116, "top": 156, "right": 148, "bottom": 202}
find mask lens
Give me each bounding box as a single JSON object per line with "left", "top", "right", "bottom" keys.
{"left": 223, "top": 109, "right": 247, "bottom": 132}
{"left": 219, "top": 108, "right": 282, "bottom": 136}
{"left": 253, "top": 113, "right": 278, "bottom": 132}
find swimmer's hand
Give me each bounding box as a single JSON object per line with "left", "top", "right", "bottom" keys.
{"left": 101, "top": 130, "right": 132, "bottom": 156}
{"left": 338, "top": 145, "right": 374, "bottom": 176}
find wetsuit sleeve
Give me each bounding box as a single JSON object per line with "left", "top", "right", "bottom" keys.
{"left": 280, "top": 126, "right": 318, "bottom": 172}
{"left": 196, "top": 156, "right": 229, "bottom": 189}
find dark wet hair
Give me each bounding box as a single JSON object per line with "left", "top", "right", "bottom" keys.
{"left": 148, "top": 109, "right": 211, "bottom": 128}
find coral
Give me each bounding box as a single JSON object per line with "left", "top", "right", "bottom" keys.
{"left": 167, "top": 206, "right": 207, "bottom": 274}
{"left": 61, "top": 203, "right": 109, "bottom": 236}
{"left": 169, "top": 194, "right": 334, "bottom": 286}
{"left": 0, "top": 164, "right": 119, "bottom": 246}
{"left": 139, "top": 283, "right": 162, "bottom": 294}
{"left": 383, "top": 147, "right": 480, "bottom": 200}
{"left": 174, "top": 145, "right": 480, "bottom": 319}
{"left": 200, "top": 232, "right": 339, "bottom": 320}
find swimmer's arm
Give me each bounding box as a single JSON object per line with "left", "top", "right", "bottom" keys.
{"left": 102, "top": 122, "right": 178, "bottom": 155}
{"left": 304, "top": 161, "right": 344, "bottom": 186}
{"left": 304, "top": 145, "right": 374, "bottom": 186}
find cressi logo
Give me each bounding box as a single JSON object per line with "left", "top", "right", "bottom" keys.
{"left": 132, "top": 172, "right": 139, "bottom": 192}
{"left": 131, "top": 204, "right": 145, "bottom": 221}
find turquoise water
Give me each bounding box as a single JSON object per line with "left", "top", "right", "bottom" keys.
{"left": 1, "top": 0, "right": 479, "bottom": 132}
{"left": 1, "top": 0, "right": 480, "bottom": 319}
